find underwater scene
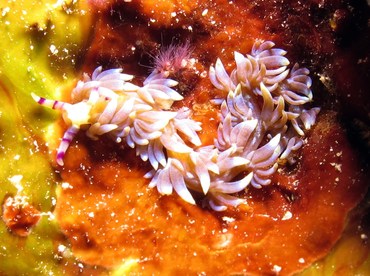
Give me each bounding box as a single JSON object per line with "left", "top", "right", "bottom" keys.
{"left": 0, "top": 0, "right": 369, "bottom": 275}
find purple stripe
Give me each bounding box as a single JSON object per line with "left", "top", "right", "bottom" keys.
{"left": 66, "top": 132, "right": 75, "bottom": 138}
{"left": 38, "top": 97, "right": 46, "bottom": 104}
{"left": 68, "top": 127, "right": 79, "bottom": 135}
{"left": 57, "top": 152, "right": 65, "bottom": 160}
{"left": 52, "top": 100, "right": 59, "bottom": 109}
{"left": 62, "top": 138, "right": 72, "bottom": 143}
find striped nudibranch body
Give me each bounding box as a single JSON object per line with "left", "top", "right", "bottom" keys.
{"left": 33, "top": 40, "right": 319, "bottom": 211}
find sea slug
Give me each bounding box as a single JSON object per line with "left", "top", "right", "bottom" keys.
{"left": 33, "top": 40, "right": 319, "bottom": 211}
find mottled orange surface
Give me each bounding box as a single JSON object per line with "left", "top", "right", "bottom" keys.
{"left": 56, "top": 111, "right": 367, "bottom": 275}
{"left": 55, "top": 0, "right": 369, "bottom": 275}
{"left": 2, "top": 195, "right": 41, "bottom": 237}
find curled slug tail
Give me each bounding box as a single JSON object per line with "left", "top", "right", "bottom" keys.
{"left": 56, "top": 125, "right": 80, "bottom": 166}
{"left": 31, "top": 92, "right": 42, "bottom": 103}
{"left": 31, "top": 93, "right": 67, "bottom": 110}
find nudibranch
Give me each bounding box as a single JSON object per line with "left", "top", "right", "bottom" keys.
{"left": 33, "top": 40, "right": 319, "bottom": 211}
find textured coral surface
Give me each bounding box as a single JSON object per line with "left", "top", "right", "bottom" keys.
{"left": 56, "top": 112, "right": 367, "bottom": 275}
{"left": 1, "top": 0, "right": 367, "bottom": 275}
{"left": 51, "top": 0, "right": 369, "bottom": 275}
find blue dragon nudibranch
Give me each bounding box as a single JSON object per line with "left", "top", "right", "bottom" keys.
{"left": 33, "top": 40, "right": 319, "bottom": 211}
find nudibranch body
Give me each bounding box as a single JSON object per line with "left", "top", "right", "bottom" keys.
{"left": 33, "top": 40, "right": 319, "bottom": 211}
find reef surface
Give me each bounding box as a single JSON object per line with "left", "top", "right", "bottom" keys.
{"left": 53, "top": 0, "right": 369, "bottom": 275}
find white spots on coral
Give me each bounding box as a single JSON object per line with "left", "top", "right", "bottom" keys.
{"left": 272, "top": 264, "right": 282, "bottom": 273}
{"left": 61, "top": 182, "right": 73, "bottom": 189}
{"left": 330, "top": 162, "right": 342, "bottom": 172}
{"left": 1, "top": 7, "right": 10, "bottom": 17}
{"left": 3, "top": 194, "right": 28, "bottom": 208}
{"left": 51, "top": 197, "right": 57, "bottom": 206}
{"left": 57, "top": 244, "right": 66, "bottom": 253}
{"left": 222, "top": 216, "right": 236, "bottom": 223}
{"left": 281, "top": 211, "right": 293, "bottom": 221}
{"left": 49, "top": 44, "right": 58, "bottom": 55}
{"left": 8, "top": 174, "right": 24, "bottom": 192}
